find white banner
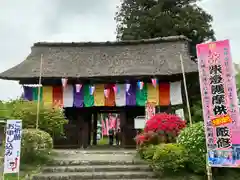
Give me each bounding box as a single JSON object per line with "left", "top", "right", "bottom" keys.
{"left": 170, "top": 81, "right": 183, "bottom": 105}
{"left": 145, "top": 102, "right": 156, "bottom": 121}
{"left": 3, "top": 120, "right": 22, "bottom": 174}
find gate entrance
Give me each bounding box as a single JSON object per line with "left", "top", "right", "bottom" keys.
{"left": 54, "top": 106, "right": 145, "bottom": 149}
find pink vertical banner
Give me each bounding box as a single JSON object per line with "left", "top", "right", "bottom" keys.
{"left": 101, "top": 119, "right": 107, "bottom": 136}
{"left": 105, "top": 117, "right": 109, "bottom": 136}
{"left": 109, "top": 115, "right": 117, "bottom": 129}
{"left": 117, "top": 117, "right": 120, "bottom": 130}
{"left": 197, "top": 39, "right": 240, "bottom": 167}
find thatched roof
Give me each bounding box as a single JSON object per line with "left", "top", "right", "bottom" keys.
{"left": 0, "top": 35, "right": 197, "bottom": 81}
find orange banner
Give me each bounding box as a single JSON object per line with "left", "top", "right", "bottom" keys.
{"left": 105, "top": 85, "right": 115, "bottom": 106}
{"left": 53, "top": 86, "right": 63, "bottom": 108}
{"left": 159, "top": 83, "right": 170, "bottom": 106}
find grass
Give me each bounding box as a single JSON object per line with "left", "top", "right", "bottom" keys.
{"left": 97, "top": 137, "right": 109, "bottom": 145}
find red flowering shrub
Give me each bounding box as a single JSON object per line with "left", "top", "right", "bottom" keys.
{"left": 136, "top": 113, "right": 186, "bottom": 146}
{"left": 136, "top": 131, "right": 160, "bottom": 146}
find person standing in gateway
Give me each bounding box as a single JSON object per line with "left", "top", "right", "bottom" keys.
{"left": 108, "top": 128, "right": 114, "bottom": 145}
{"left": 115, "top": 128, "right": 121, "bottom": 146}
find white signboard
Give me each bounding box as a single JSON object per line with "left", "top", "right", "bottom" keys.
{"left": 175, "top": 109, "right": 185, "bottom": 120}
{"left": 3, "top": 120, "right": 22, "bottom": 174}
{"left": 134, "top": 116, "right": 145, "bottom": 129}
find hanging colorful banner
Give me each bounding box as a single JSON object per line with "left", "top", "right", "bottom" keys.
{"left": 53, "top": 86, "right": 63, "bottom": 108}
{"left": 23, "top": 86, "right": 33, "bottom": 101}
{"left": 63, "top": 85, "right": 73, "bottom": 107}
{"left": 126, "top": 83, "right": 131, "bottom": 92}
{"left": 136, "top": 83, "right": 147, "bottom": 106}
{"left": 76, "top": 84, "right": 82, "bottom": 93}
{"left": 159, "top": 83, "right": 170, "bottom": 106}
{"left": 94, "top": 84, "right": 105, "bottom": 106}
{"left": 151, "top": 78, "right": 157, "bottom": 88}
{"left": 137, "top": 81, "right": 144, "bottom": 90}
{"left": 61, "top": 78, "right": 68, "bottom": 88}
{"left": 104, "top": 89, "right": 110, "bottom": 98}
{"left": 113, "top": 85, "right": 117, "bottom": 94}
{"left": 197, "top": 40, "right": 240, "bottom": 167}
{"left": 42, "top": 86, "right": 53, "bottom": 107}
{"left": 4, "top": 120, "right": 22, "bottom": 174}
{"left": 105, "top": 85, "right": 115, "bottom": 106}
{"left": 84, "top": 84, "right": 94, "bottom": 107}
{"left": 73, "top": 84, "right": 84, "bottom": 107}
{"left": 23, "top": 81, "right": 183, "bottom": 108}
{"left": 147, "top": 83, "right": 159, "bottom": 105}
{"left": 115, "top": 84, "right": 126, "bottom": 106}
{"left": 89, "top": 85, "right": 95, "bottom": 95}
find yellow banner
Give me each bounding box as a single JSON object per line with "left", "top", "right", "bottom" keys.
{"left": 94, "top": 84, "right": 105, "bottom": 106}
{"left": 147, "top": 83, "right": 159, "bottom": 105}
{"left": 42, "top": 86, "right": 53, "bottom": 106}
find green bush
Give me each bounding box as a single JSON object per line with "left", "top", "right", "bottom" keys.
{"left": 140, "top": 144, "right": 157, "bottom": 161}
{"left": 191, "top": 101, "right": 204, "bottom": 123}
{"left": 8, "top": 99, "right": 67, "bottom": 138}
{"left": 151, "top": 143, "right": 187, "bottom": 174}
{"left": 177, "top": 122, "right": 206, "bottom": 174}
{"left": 21, "top": 128, "right": 53, "bottom": 164}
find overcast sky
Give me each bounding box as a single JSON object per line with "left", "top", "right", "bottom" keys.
{"left": 0, "top": 0, "right": 239, "bottom": 100}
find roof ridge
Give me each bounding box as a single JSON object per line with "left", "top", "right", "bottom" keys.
{"left": 33, "top": 35, "right": 190, "bottom": 47}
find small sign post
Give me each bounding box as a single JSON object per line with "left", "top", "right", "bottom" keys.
{"left": 3, "top": 120, "right": 22, "bottom": 180}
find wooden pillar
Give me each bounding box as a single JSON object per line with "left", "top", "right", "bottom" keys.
{"left": 82, "top": 120, "right": 88, "bottom": 149}
{"left": 88, "top": 115, "right": 92, "bottom": 146}
{"left": 82, "top": 112, "right": 91, "bottom": 149}
{"left": 93, "top": 112, "right": 98, "bottom": 146}
{"left": 77, "top": 113, "right": 84, "bottom": 148}
{"left": 120, "top": 110, "right": 126, "bottom": 148}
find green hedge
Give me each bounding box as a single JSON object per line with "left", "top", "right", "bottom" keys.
{"left": 177, "top": 122, "right": 206, "bottom": 173}
{"left": 21, "top": 128, "right": 53, "bottom": 164}
{"left": 152, "top": 143, "right": 187, "bottom": 173}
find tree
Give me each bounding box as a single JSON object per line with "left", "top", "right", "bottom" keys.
{"left": 115, "top": 0, "right": 215, "bottom": 57}
{"left": 3, "top": 99, "right": 67, "bottom": 138}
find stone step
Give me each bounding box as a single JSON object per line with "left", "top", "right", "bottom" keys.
{"left": 32, "top": 171, "right": 156, "bottom": 180}
{"left": 42, "top": 164, "right": 151, "bottom": 173}
{"left": 48, "top": 159, "right": 147, "bottom": 166}
{"left": 53, "top": 149, "right": 137, "bottom": 155}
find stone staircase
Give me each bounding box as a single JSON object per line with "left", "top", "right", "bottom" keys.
{"left": 31, "top": 149, "right": 157, "bottom": 180}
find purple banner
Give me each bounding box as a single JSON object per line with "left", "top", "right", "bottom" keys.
{"left": 23, "top": 86, "right": 33, "bottom": 101}
{"left": 73, "top": 86, "right": 84, "bottom": 107}
{"left": 126, "top": 83, "right": 136, "bottom": 106}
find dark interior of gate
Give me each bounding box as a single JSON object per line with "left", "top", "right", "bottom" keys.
{"left": 54, "top": 106, "right": 147, "bottom": 149}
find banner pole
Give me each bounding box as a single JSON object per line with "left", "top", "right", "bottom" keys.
{"left": 206, "top": 153, "right": 213, "bottom": 180}
{"left": 101, "top": 114, "right": 103, "bottom": 139}
{"left": 2, "top": 121, "right": 6, "bottom": 180}
{"left": 36, "top": 54, "right": 43, "bottom": 129}
{"left": 180, "top": 54, "right": 192, "bottom": 125}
